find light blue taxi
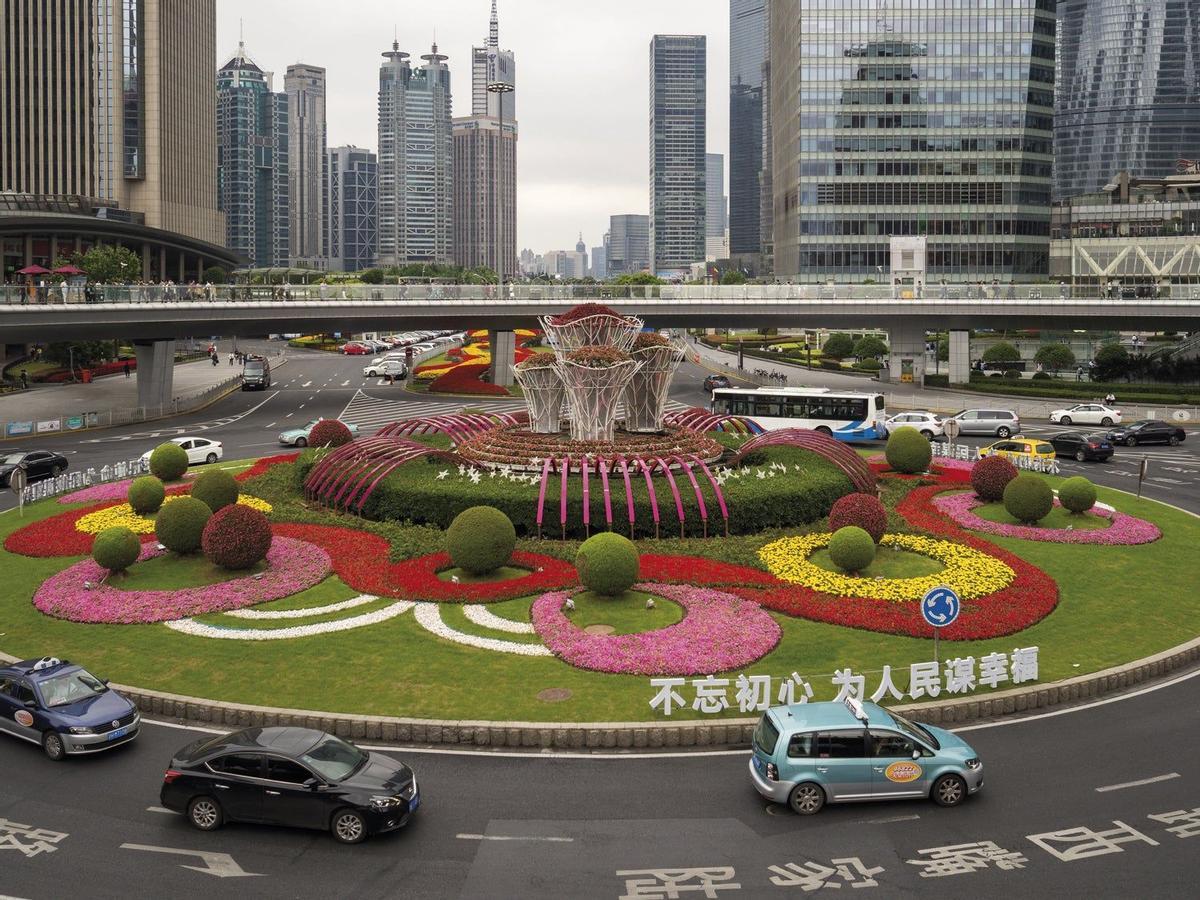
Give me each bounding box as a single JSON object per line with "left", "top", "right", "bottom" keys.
{"left": 749, "top": 698, "right": 983, "bottom": 815}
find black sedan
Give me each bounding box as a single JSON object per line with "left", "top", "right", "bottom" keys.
{"left": 703, "top": 374, "right": 732, "bottom": 391}
{"left": 1049, "top": 431, "right": 1115, "bottom": 462}
{"left": 161, "top": 727, "right": 419, "bottom": 844}
{"left": 0, "top": 450, "right": 69, "bottom": 487}
{"left": 1106, "top": 419, "right": 1187, "bottom": 447}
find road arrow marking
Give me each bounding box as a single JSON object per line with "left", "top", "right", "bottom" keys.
{"left": 120, "top": 843, "right": 264, "bottom": 878}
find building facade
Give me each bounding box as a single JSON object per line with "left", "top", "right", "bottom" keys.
{"left": 1056, "top": 0, "right": 1200, "bottom": 202}
{"left": 452, "top": 117, "right": 517, "bottom": 274}
{"left": 729, "top": 0, "right": 767, "bottom": 262}
{"left": 608, "top": 213, "right": 651, "bottom": 275}
{"left": 285, "top": 63, "right": 328, "bottom": 267}
{"left": 542, "top": 248, "right": 587, "bottom": 279}
{"left": 770, "top": 0, "right": 1056, "bottom": 284}
{"left": 0, "top": 0, "right": 234, "bottom": 280}
{"left": 650, "top": 34, "right": 707, "bottom": 275}
{"left": 377, "top": 42, "right": 454, "bottom": 266}
{"left": 706, "top": 152, "right": 728, "bottom": 260}
{"left": 217, "top": 43, "right": 290, "bottom": 268}
{"left": 472, "top": 1, "right": 516, "bottom": 120}
{"left": 590, "top": 243, "right": 608, "bottom": 279}
{"left": 326, "top": 145, "right": 378, "bottom": 273}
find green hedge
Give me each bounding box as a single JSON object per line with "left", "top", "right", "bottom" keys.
{"left": 359, "top": 446, "right": 853, "bottom": 539}
{"left": 922, "top": 374, "right": 1199, "bottom": 404}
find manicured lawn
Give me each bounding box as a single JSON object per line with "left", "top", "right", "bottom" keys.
{"left": 564, "top": 590, "right": 684, "bottom": 635}
{"left": 437, "top": 565, "right": 532, "bottom": 583}
{"left": 116, "top": 553, "right": 268, "bottom": 589}
{"left": 973, "top": 502, "right": 1111, "bottom": 531}
{"left": 809, "top": 546, "right": 943, "bottom": 579}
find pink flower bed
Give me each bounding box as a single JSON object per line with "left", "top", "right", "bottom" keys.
{"left": 32, "top": 536, "right": 331, "bottom": 624}
{"left": 932, "top": 491, "right": 1161, "bottom": 545}
{"left": 58, "top": 473, "right": 196, "bottom": 505}
{"left": 531, "top": 582, "right": 781, "bottom": 676}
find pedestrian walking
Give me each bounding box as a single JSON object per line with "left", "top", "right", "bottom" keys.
{"left": 211, "top": 353, "right": 218, "bottom": 367}
{"left": 123, "top": 361, "right": 131, "bottom": 378}
{"left": 20, "top": 369, "right": 29, "bottom": 389}
{"left": 1075, "top": 365, "right": 1084, "bottom": 382}
{"left": 1104, "top": 392, "right": 1116, "bottom": 406}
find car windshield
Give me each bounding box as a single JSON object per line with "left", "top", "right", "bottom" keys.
{"left": 0, "top": 453, "right": 26, "bottom": 465}
{"left": 38, "top": 669, "right": 107, "bottom": 707}
{"left": 753, "top": 713, "right": 780, "bottom": 756}
{"left": 886, "top": 708, "right": 939, "bottom": 750}
{"left": 244, "top": 362, "right": 264, "bottom": 372}
{"left": 299, "top": 735, "right": 368, "bottom": 782}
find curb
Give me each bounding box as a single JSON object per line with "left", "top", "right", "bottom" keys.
{"left": 4, "top": 636, "right": 1196, "bottom": 751}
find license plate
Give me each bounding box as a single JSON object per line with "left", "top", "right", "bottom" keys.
{"left": 107, "top": 726, "right": 129, "bottom": 741}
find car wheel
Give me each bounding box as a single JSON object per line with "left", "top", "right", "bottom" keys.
{"left": 42, "top": 732, "right": 66, "bottom": 761}
{"left": 1101, "top": 417, "right": 1113, "bottom": 427}
{"left": 1075, "top": 450, "right": 1086, "bottom": 462}
{"left": 1059, "top": 416, "right": 1071, "bottom": 426}
{"left": 205, "top": 453, "right": 218, "bottom": 464}
{"left": 51, "top": 464, "right": 65, "bottom": 476}
{"left": 932, "top": 773, "right": 967, "bottom": 808}
{"left": 815, "top": 426, "right": 833, "bottom": 437}
{"left": 996, "top": 426, "right": 1012, "bottom": 438}
{"left": 1169, "top": 435, "right": 1181, "bottom": 446}
{"left": 788, "top": 782, "right": 826, "bottom": 816}
{"left": 331, "top": 808, "right": 368, "bottom": 844}
{"left": 187, "top": 796, "right": 224, "bottom": 831}
{"left": 920, "top": 429, "right": 934, "bottom": 440}
{"left": 1126, "top": 436, "right": 1137, "bottom": 447}
{"left": 296, "top": 437, "right": 308, "bottom": 448}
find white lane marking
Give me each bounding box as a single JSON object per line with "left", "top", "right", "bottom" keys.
{"left": 119, "top": 843, "right": 263, "bottom": 878}
{"left": 341, "top": 380, "right": 350, "bottom": 387}
{"left": 1095, "top": 773, "right": 1181, "bottom": 793}
{"left": 298, "top": 405, "right": 305, "bottom": 410}
{"left": 265, "top": 422, "right": 276, "bottom": 429}
{"left": 456, "top": 834, "right": 574, "bottom": 843}
{"left": 146, "top": 806, "right": 178, "bottom": 815}
{"left": 865, "top": 814, "right": 921, "bottom": 824}
{"left": 302, "top": 381, "right": 312, "bottom": 387}
{"left": 284, "top": 413, "right": 293, "bottom": 418}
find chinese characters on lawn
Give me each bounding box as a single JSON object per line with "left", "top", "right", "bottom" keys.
{"left": 649, "top": 647, "right": 1039, "bottom": 716}
{"left": 616, "top": 809, "right": 1199, "bottom": 896}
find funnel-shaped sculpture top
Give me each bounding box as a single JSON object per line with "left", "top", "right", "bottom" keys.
{"left": 541, "top": 303, "right": 643, "bottom": 353}
{"left": 554, "top": 345, "right": 643, "bottom": 442}
{"left": 514, "top": 352, "right": 565, "bottom": 434}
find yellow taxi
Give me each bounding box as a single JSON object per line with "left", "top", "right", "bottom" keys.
{"left": 978, "top": 436, "right": 1057, "bottom": 463}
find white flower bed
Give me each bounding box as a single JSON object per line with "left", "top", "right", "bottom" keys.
{"left": 225, "top": 594, "right": 379, "bottom": 620}
{"left": 165, "top": 600, "right": 415, "bottom": 641}
{"left": 462, "top": 604, "right": 535, "bottom": 634}
{"left": 413, "top": 603, "right": 551, "bottom": 656}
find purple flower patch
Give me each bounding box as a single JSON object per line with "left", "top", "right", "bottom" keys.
{"left": 531, "top": 582, "right": 781, "bottom": 676}
{"left": 932, "top": 491, "right": 1161, "bottom": 545}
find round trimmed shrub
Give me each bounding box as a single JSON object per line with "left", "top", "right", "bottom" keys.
{"left": 828, "top": 526, "right": 876, "bottom": 574}
{"left": 1003, "top": 473, "right": 1054, "bottom": 524}
{"left": 308, "top": 419, "right": 354, "bottom": 448}
{"left": 1032, "top": 371, "right": 1051, "bottom": 380}
{"left": 1058, "top": 476, "right": 1097, "bottom": 515}
{"left": 971, "top": 454, "right": 1019, "bottom": 502}
{"left": 128, "top": 475, "right": 165, "bottom": 514}
{"left": 202, "top": 504, "right": 272, "bottom": 570}
{"left": 885, "top": 426, "right": 932, "bottom": 474}
{"left": 154, "top": 496, "right": 212, "bottom": 554}
{"left": 828, "top": 493, "right": 888, "bottom": 543}
{"left": 190, "top": 469, "right": 239, "bottom": 512}
{"left": 446, "top": 506, "right": 516, "bottom": 575}
{"left": 576, "top": 532, "right": 640, "bottom": 597}
{"left": 92, "top": 526, "right": 140, "bottom": 574}
{"left": 1003, "top": 369, "right": 1022, "bottom": 380}
{"left": 149, "top": 442, "right": 189, "bottom": 481}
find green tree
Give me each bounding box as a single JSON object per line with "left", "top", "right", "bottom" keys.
{"left": 358, "top": 268, "right": 385, "bottom": 285}
{"left": 720, "top": 270, "right": 747, "bottom": 285}
{"left": 64, "top": 245, "right": 143, "bottom": 284}
{"left": 982, "top": 341, "right": 1021, "bottom": 364}
{"left": 937, "top": 337, "right": 950, "bottom": 362}
{"left": 1034, "top": 343, "right": 1076, "bottom": 371}
{"left": 1092, "top": 343, "right": 1130, "bottom": 382}
{"left": 822, "top": 332, "right": 855, "bottom": 359}
{"left": 202, "top": 265, "right": 229, "bottom": 283}
{"left": 614, "top": 272, "right": 665, "bottom": 285}
{"left": 853, "top": 336, "right": 889, "bottom": 358}
{"left": 43, "top": 341, "right": 113, "bottom": 368}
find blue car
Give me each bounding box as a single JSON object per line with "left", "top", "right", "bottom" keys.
{"left": 0, "top": 657, "right": 140, "bottom": 760}
{"left": 749, "top": 698, "right": 983, "bottom": 814}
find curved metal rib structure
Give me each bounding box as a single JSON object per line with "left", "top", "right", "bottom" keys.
{"left": 377, "top": 411, "right": 527, "bottom": 444}
{"left": 623, "top": 342, "right": 686, "bottom": 433}
{"left": 512, "top": 364, "right": 565, "bottom": 434}
{"left": 731, "top": 428, "right": 877, "bottom": 495}
{"left": 553, "top": 357, "right": 642, "bottom": 442}
{"left": 305, "top": 436, "right": 468, "bottom": 513}
{"left": 663, "top": 407, "right": 765, "bottom": 435}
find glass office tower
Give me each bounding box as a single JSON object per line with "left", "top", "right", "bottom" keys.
{"left": 1056, "top": 0, "right": 1200, "bottom": 200}
{"left": 730, "top": 0, "right": 766, "bottom": 258}
{"left": 771, "top": 0, "right": 1056, "bottom": 283}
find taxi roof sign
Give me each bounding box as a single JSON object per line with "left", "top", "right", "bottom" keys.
{"left": 843, "top": 696, "right": 868, "bottom": 723}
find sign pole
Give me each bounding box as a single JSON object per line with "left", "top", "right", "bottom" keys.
{"left": 10, "top": 466, "right": 27, "bottom": 518}
{"left": 922, "top": 585, "right": 960, "bottom": 670}
{"left": 1137, "top": 457, "right": 1148, "bottom": 498}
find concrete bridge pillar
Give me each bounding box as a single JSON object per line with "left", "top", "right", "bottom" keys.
{"left": 489, "top": 330, "right": 516, "bottom": 388}
{"left": 949, "top": 330, "right": 971, "bottom": 385}
{"left": 133, "top": 339, "right": 177, "bottom": 411}
{"left": 885, "top": 323, "right": 927, "bottom": 387}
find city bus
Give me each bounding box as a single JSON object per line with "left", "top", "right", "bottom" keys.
{"left": 710, "top": 387, "right": 888, "bottom": 442}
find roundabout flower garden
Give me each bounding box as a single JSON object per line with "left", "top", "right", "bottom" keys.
{"left": 1, "top": 306, "right": 1197, "bottom": 725}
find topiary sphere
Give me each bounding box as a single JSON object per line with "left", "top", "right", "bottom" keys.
{"left": 202, "top": 504, "right": 273, "bottom": 570}
{"left": 190, "top": 469, "right": 239, "bottom": 512}
{"left": 828, "top": 493, "right": 888, "bottom": 543}
{"left": 445, "top": 506, "right": 516, "bottom": 575}
{"left": 1003, "top": 473, "right": 1054, "bottom": 524}
{"left": 1058, "top": 476, "right": 1098, "bottom": 515}
{"left": 128, "top": 475, "right": 166, "bottom": 514}
{"left": 308, "top": 419, "right": 354, "bottom": 448}
{"left": 828, "top": 526, "right": 877, "bottom": 574}
{"left": 149, "top": 442, "right": 189, "bottom": 481}
{"left": 971, "top": 454, "right": 1019, "bottom": 502}
{"left": 885, "top": 426, "right": 933, "bottom": 474}
{"left": 576, "top": 532, "right": 640, "bottom": 597}
{"left": 155, "top": 496, "right": 212, "bottom": 554}
{"left": 92, "top": 526, "right": 141, "bottom": 573}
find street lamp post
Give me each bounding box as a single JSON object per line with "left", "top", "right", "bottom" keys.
{"left": 487, "top": 80, "right": 514, "bottom": 296}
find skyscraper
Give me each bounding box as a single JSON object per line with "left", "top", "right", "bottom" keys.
{"left": 591, "top": 242, "right": 608, "bottom": 279}
{"left": 706, "top": 152, "right": 728, "bottom": 260}
{"left": 285, "top": 63, "right": 328, "bottom": 266}
{"left": 0, "top": 0, "right": 233, "bottom": 280}
{"left": 608, "top": 214, "right": 651, "bottom": 275}
{"left": 378, "top": 41, "right": 454, "bottom": 266}
{"left": 770, "top": 0, "right": 1054, "bottom": 283}
{"left": 729, "top": 0, "right": 766, "bottom": 261}
{"left": 327, "top": 145, "right": 378, "bottom": 273}
{"left": 1056, "top": 0, "right": 1200, "bottom": 200}
{"left": 217, "top": 43, "right": 290, "bottom": 268}
{"left": 453, "top": 2, "right": 518, "bottom": 276}
{"left": 650, "top": 35, "right": 707, "bottom": 274}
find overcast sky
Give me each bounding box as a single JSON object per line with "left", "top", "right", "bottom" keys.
{"left": 215, "top": 0, "right": 729, "bottom": 256}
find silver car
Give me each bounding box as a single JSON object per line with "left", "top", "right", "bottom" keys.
{"left": 947, "top": 408, "right": 1020, "bottom": 438}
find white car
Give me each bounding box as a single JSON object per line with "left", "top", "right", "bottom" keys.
{"left": 363, "top": 355, "right": 408, "bottom": 377}
{"left": 885, "top": 411, "right": 944, "bottom": 439}
{"left": 1049, "top": 404, "right": 1122, "bottom": 427}
{"left": 140, "top": 437, "right": 223, "bottom": 467}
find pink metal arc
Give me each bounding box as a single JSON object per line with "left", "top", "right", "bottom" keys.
{"left": 731, "top": 428, "right": 877, "bottom": 495}
{"left": 664, "top": 408, "right": 765, "bottom": 435}
{"left": 305, "top": 436, "right": 468, "bottom": 512}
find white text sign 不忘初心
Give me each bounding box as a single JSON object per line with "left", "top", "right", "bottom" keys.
{"left": 647, "top": 647, "right": 1039, "bottom": 717}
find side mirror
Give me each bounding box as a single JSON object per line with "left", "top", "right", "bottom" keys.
{"left": 304, "top": 778, "right": 322, "bottom": 791}
{"left": 101, "top": 679, "right": 110, "bottom": 686}
{"left": 912, "top": 750, "right": 921, "bottom": 760}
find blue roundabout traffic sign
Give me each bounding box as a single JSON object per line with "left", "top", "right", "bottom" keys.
{"left": 921, "top": 585, "right": 961, "bottom": 628}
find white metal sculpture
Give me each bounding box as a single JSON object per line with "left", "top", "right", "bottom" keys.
{"left": 513, "top": 361, "right": 566, "bottom": 434}
{"left": 554, "top": 353, "right": 643, "bottom": 442}
{"left": 540, "top": 310, "right": 643, "bottom": 353}
{"left": 623, "top": 339, "right": 687, "bottom": 433}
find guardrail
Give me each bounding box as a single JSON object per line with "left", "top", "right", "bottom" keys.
{"left": 19, "top": 457, "right": 150, "bottom": 505}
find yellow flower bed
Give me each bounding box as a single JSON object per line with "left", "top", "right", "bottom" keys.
{"left": 75, "top": 495, "right": 273, "bottom": 535}
{"left": 759, "top": 533, "right": 1014, "bottom": 601}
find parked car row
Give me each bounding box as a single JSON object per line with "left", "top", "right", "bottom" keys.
{"left": 341, "top": 331, "right": 462, "bottom": 356}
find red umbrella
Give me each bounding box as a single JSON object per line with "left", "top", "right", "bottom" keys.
{"left": 53, "top": 264, "right": 84, "bottom": 275}
{"left": 17, "top": 264, "right": 50, "bottom": 275}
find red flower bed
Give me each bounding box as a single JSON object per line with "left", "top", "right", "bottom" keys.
{"left": 427, "top": 362, "right": 510, "bottom": 395}
{"left": 271, "top": 523, "right": 576, "bottom": 602}
{"left": 44, "top": 359, "right": 136, "bottom": 383}
{"left": 637, "top": 554, "right": 778, "bottom": 587}
{"left": 237, "top": 453, "right": 298, "bottom": 481}
{"left": 4, "top": 503, "right": 157, "bottom": 557}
